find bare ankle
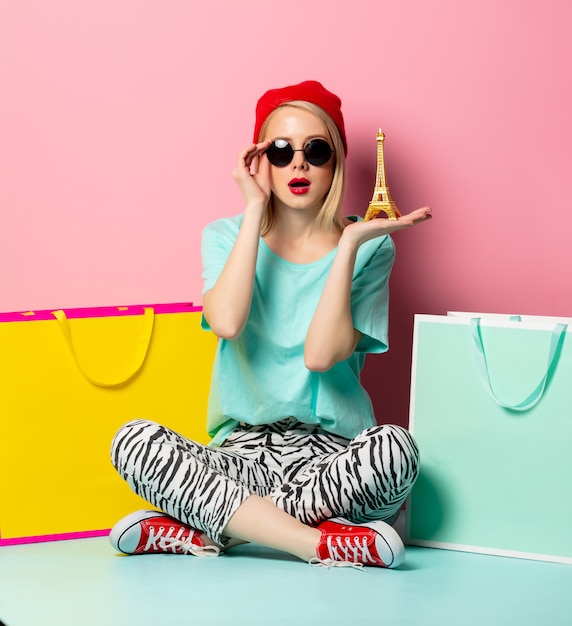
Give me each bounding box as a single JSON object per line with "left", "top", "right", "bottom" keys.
{"left": 200, "top": 533, "right": 220, "bottom": 548}
{"left": 300, "top": 527, "right": 322, "bottom": 562}
{"left": 201, "top": 533, "right": 248, "bottom": 551}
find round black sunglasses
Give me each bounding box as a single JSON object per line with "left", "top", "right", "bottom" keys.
{"left": 265, "top": 138, "right": 334, "bottom": 167}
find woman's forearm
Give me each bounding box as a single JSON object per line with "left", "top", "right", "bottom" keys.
{"left": 304, "top": 239, "right": 361, "bottom": 372}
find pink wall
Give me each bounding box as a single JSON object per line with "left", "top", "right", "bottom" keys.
{"left": 2, "top": 0, "right": 571, "bottom": 425}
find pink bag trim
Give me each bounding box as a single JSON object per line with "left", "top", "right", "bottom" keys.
{"left": 0, "top": 529, "right": 110, "bottom": 546}
{"left": 0, "top": 302, "right": 201, "bottom": 323}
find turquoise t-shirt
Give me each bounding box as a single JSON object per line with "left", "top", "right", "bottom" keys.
{"left": 201, "top": 214, "right": 395, "bottom": 446}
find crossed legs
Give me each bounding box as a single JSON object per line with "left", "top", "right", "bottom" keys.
{"left": 111, "top": 419, "right": 419, "bottom": 561}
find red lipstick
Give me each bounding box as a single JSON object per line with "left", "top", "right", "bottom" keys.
{"left": 288, "top": 178, "right": 310, "bottom": 195}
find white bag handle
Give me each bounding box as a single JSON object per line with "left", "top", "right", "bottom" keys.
{"left": 470, "top": 317, "right": 567, "bottom": 411}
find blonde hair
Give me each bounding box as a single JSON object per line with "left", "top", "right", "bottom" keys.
{"left": 257, "top": 101, "right": 346, "bottom": 235}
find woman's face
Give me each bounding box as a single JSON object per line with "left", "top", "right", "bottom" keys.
{"left": 262, "top": 106, "right": 335, "bottom": 216}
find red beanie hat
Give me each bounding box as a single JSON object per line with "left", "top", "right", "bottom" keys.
{"left": 253, "top": 80, "right": 348, "bottom": 155}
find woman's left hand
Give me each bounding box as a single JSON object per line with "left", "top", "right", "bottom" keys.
{"left": 341, "top": 206, "right": 433, "bottom": 248}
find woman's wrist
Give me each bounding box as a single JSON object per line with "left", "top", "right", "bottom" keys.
{"left": 337, "top": 231, "right": 360, "bottom": 258}
{"left": 242, "top": 202, "right": 266, "bottom": 226}
{"left": 244, "top": 199, "right": 267, "bottom": 215}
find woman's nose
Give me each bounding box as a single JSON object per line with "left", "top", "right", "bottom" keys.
{"left": 291, "top": 150, "right": 308, "bottom": 170}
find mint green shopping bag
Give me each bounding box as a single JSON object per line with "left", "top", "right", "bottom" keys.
{"left": 406, "top": 314, "right": 572, "bottom": 564}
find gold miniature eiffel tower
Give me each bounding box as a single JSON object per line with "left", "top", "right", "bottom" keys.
{"left": 363, "top": 129, "right": 401, "bottom": 221}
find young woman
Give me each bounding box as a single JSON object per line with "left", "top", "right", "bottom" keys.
{"left": 109, "top": 80, "right": 432, "bottom": 568}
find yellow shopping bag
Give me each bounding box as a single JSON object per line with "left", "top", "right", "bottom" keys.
{"left": 0, "top": 303, "right": 216, "bottom": 544}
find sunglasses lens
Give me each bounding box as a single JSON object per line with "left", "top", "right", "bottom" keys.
{"left": 304, "top": 139, "right": 333, "bottom": 166}
{"left": 266, "top": 139, "right": 294, "bottom": 167}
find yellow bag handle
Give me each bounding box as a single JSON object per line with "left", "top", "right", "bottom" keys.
{"left": 52, "top": 308, "right": 155, "bottom": 387}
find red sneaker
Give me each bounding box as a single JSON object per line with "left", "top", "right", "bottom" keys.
{"left": 109, "top": 510, "right": 220, "bottom": 557}
{"left": 313, "top": 518, "right": 405, "bottom": 569}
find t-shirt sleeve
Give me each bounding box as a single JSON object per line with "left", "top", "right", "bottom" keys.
{"left": 200, "top": 219, "right": 236, "bottom": 331}
{"left": 201, "top": 221, "right": 233, "bottom": 296}
{"left": 350, "top": 234, "right": 395, "bottom": 353}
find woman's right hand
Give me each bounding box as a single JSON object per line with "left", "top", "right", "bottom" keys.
{"left": 232, "top": 141, "right": 272, "bottom": 209}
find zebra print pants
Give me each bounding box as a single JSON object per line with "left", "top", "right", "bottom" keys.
{"left": 111, "top": 418, "right": 419, "bottom": 545}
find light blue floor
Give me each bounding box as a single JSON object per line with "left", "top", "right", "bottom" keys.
{"left": 1, "top": 535, "right": 572, "bottom": 626}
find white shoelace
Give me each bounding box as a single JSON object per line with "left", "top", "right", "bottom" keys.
{"left": 144, "top": 525, "right": 221, "bottom": 557}
{"left": 309, "top": 557, "right": 365, "bottom": 570}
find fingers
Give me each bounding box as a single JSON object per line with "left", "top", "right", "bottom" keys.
{"left": 390, "top": 206, "right": 432, "bottom": 225}
{"left": 241, "top": 141, "right": 271, "bottom": 171}
{"left": 232, "top": 141, "right": 273, "bottom": 205}
{"left": 410, "top": 206, "right": 432, "bottom": 219}
{"left": 253, "top": 159, "right": 271, "bottom": 198}
{"left": 233, "top": 141, "right": 272, "bottom": 183}
{"left": 400, "top": 206, "right": 432, "bottom": 225}
{"left": 413, "top": 206, "right": 432, "bottom": 215}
